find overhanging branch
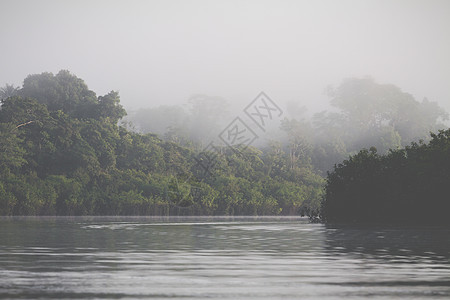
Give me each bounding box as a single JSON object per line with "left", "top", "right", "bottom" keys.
{"left": 16, "top": 120, "right": 35, "bottom": 129}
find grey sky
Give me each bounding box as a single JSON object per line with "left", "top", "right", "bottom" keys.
{"left": 1, "top": 0, "right": 449, "bottom": 113}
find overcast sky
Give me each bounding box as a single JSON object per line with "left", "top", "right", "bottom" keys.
{"left": 1, "top": 0, "right": 449, "bottom": 114}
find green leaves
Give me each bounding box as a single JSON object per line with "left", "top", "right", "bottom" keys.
{"left": 0, "top": 123, "right": 26, "bottom": 170}
{"left": 96, "top": 91, "right": 126, "bottom": 123}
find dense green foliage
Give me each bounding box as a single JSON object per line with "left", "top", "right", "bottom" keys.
{"left": 321, "top": 130, "right": 450, "bottom": 224}
{"left": 0, "top": 71, "right": 324, "bottom": 216}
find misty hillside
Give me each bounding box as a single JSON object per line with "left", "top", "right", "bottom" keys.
{"left": 1, "top": 71, "right": 448, "bottom": 217}
{"left": 127, "top": 77, "right": 448, "bottom": 174}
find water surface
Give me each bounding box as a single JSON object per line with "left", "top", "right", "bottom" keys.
{"left": 0, "top": 216, "right": 449, "bottom": 299}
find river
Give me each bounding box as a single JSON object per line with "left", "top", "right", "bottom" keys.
{"left": 0, "top": 216, "right": 449, "bottom": 299}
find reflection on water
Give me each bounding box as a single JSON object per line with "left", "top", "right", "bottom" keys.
{"left": 0, "top": 217, "right": 449, "bottom": 299}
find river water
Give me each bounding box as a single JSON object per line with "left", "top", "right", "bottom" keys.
{"left": 0, "top": 216, "right": 449, "bottom": 299}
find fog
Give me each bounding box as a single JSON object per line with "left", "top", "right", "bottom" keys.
{"left": 1, "top": 0, "right": 449, "bottom": 114}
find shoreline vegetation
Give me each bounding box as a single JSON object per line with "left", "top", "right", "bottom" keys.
{"left": 0, "top": 71, "right": 448, "bottom": 224}
{"left": 320, "top": 130, "right": 450, "bottom": 224}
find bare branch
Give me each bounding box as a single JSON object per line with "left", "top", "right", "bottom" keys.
{"left": 16, "top": 120, "right": 34, "bottom": 129}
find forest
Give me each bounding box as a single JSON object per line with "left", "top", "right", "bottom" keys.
{"left": 0, "top": 70, "right": 448, "bottom": 218}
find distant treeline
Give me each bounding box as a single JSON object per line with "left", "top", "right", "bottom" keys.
{"left": 128, "top": 77, "right": 448, "bottom": 175}
{"left": 0, "top": 71, "right": 448, "bottom": 219}
{"left": 321, "top": 130, "right": 450, "bottom": 224}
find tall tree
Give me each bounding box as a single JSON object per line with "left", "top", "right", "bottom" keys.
{"left": 20, "top": 70, "right": 97, "bottom": 116}
{"left": 324, "top": 77, "right": 448, "bottom": 151}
